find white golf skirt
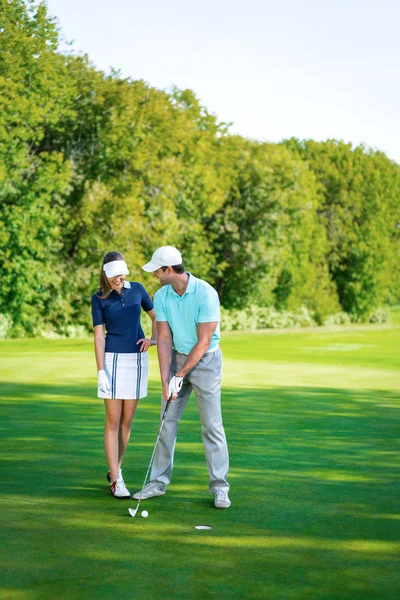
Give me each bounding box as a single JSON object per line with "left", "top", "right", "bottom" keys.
{"left": 98, "top": 352, "right": 149, "bottom": 400}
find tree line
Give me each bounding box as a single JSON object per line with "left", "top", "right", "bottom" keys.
{"left": 0, "top": 0, "right": 399, "bottom": 337}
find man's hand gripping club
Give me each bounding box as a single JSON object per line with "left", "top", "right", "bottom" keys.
{"left": 164, "top": 375, "right": 183, "bottom": 401}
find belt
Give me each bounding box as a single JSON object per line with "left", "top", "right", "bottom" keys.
{"left": 173, "top": 345, "right": 220, "bottom": 356}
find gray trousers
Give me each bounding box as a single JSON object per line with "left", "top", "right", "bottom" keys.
{"left": 150, "top": 348, "right": 230, "bottom": 494}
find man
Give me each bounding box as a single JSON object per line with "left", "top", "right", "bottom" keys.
{"left": 133, "top": 246, "right": 230, "bottom": 508}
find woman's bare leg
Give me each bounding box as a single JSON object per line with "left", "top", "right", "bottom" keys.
{"left": 118, "top": 399, "right": 138, "bottom": 469}
{"left": 104, "top": 399, "right": 123, "bottom": 482}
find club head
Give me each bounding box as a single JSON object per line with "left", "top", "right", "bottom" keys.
{"left": 128, "top": 508, "right": 137, "bottom": 518}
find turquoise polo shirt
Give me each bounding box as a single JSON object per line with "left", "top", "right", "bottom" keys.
{"left": 154, "top": 272, "right": 220, "bottom": 354}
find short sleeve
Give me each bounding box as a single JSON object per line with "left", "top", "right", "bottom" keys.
{"left": 198, "top": 288, "right": 220, "bottom": 323}
{"left": 91, "top": 294, "right": 104, "bottom": 327}
{"left": 139, "top": 284, "right": 154, "bottom": 312}
{"left": 154, "top": 290, "right": 167, "bottom": 321}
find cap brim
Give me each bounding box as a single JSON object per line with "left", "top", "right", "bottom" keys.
{"left": 142, "top": 261, "right": 159, "bottom": 272}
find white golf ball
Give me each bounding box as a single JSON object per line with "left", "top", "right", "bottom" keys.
{"left": 141, "top": 510, "right": 148, "bottom": 518}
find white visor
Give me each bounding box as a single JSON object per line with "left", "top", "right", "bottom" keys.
{"left": 103, "top": 260, "right": 129, "bottom": 278}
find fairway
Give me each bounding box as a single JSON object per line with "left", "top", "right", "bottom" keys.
{"left": 1, "top": 325, "right": 400, "bottom": 600}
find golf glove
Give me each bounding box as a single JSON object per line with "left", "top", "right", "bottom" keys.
{"left": 168, "top": 375, "right": 183, "bottom": 397}
{"left": 98, "top": 370, "right": 111, "bottom": 396}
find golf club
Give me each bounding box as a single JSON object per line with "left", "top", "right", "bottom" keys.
{"left": 128, "top": 395, "right": 172, "bottom": 517}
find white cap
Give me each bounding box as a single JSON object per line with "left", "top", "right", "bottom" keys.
{"left": 142, "top": 246, "right": 182, "bottom": 272}
{"left": 103, "top": 260, "right": 129, "bottom": 278}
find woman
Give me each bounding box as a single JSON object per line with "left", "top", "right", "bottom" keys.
{"left": 91, "top": 251, "right": 157, "bottom": 498}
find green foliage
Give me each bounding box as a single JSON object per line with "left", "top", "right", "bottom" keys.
{"left": 0, "top": 1, "right": 398, "bottom": 337}
{"left": 203, "top": 139, "right": 340, "bottom": 322}
{"left": 283, "top": 138, "right": 400, "bottom": 319}
{"left": 0, "top": 0, "right": 75, "bottom": 335}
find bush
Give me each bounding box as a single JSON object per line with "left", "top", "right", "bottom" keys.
{"left": 65, "top": 325, "right": 90, "bottom": 339}
{"left": 323, "top": 312, "right": 352, "bottom": 326}
{"left": 219, "top": 305, "right": 391, "bottom": 332}
{"left": 0, "top": 314, "right": 13, "bottom": 339}
{"left": 220, "top": 305, "right": 317, "bottom": 331}
{"left": 368, "top": 307, "right": 391, "bottom": 324}
{"left": 39, "top": 325, "right": 90, "bottom": 339}
{"left": 38, "top": 327, "right": 63, "bottom": 340}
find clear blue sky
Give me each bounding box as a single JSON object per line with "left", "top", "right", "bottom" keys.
{"left": 46, "top": 0, "right": 400, "bottom": 163}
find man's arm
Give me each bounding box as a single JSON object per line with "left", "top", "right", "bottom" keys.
{"left": 175, "top": 321, "right": 218, "bottom": 378}
{"left": 157, "top": 320, "right": 173, "bottom": 400}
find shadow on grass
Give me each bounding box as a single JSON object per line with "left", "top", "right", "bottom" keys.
{"left": 0, "top": 381, "right": 399, "bottom": 599}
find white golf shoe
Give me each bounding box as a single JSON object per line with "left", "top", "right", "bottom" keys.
{"left": 110, "top": 476, "right": 130, "bottom": 499}
{"left": 214, "top": 489, "right": 231, "bottom": 509}
{"left": 107, "top": 468, "right": 122, "bottom": 483}
{"left": 132, "top": 481, "right": 166, "bottom": 500}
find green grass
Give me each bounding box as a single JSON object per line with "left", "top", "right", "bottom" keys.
{"left": 1, "top": 325, "right": 400, "bottom": 600}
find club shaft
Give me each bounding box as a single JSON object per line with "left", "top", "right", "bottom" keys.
{"left": 134, "top": 396, "right": 172, "bottom": 513}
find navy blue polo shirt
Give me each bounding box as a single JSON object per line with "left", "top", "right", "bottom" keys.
{"left": 91, "top": 281, "right": 154, "bottom": 353}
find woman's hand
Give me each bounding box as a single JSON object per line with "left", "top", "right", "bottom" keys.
{"left": 98, "top": 370, "right": 111, "bottom": 397}
{"left": 137, "top": 338, "right": 157, "bottom": 352}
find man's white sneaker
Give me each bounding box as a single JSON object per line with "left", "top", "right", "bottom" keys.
{"left": 110, "top": 476, "right": 130, "bottom": 499}
{"left": 214, "top": 489, "right": 231, "bottom": 509}
{"left": 132, "top": 481, "right": 166, "bottom": 500}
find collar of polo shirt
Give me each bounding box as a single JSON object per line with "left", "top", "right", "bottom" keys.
{"left": 167, "top": 272, "right": 195, "bottom": 295}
